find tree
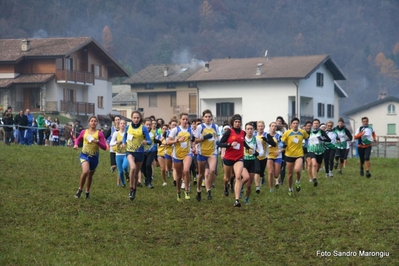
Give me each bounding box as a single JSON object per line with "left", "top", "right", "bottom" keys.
{"left": 102, "top": 25, "right": 114, "bottom": 55}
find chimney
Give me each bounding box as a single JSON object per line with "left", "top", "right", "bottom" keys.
{"left": 21, "top": 39, "right": 30, "bottom": 52}
{"left": 256, "top": 63, "right": 263, "bottom": 76}
{"left": 379, "top": 92, "right": 386, "bottom": 100}
{"left": 205, "top": 63, "right": 210, "bottom": 72}
{"left": 163, "top": 66, "right": 169, "bottom": 77}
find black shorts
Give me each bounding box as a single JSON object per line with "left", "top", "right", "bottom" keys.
{"left": 308, "top": 152, "right": 323, "bottom": 164}
{"left": 244, "top": 159, "right": 257, "bottom": 174}
{"left": 285, "top": 156, "right": 303, "bottom": 163}
{"left": 223, "top": 158, "right": 243, "bottom": 167}
{"left": 257, "top": 158, "right": 267, "bottom": 177}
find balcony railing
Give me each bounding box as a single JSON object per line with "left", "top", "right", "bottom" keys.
{"left": 60, "top": 101, "right": 95, "bottom": 116}
{"left": 56, "top": 70, "right": 94, "bottom": 84}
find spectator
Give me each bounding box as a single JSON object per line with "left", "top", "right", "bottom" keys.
{"left": 51, "top": 124, "right": 60, "bottom": 146}
{"left": 25, "top": 109, "right": 34, "bottom": 145}
{"left": 14, "top": 110, "right": 28, "bottom": 145}
{"left": 2, "top": 109, "right": 14, "bottom": 145}
{"left": 45, "top": 116, "right": 52, "bottom": 146}
{"left": 36, "top": 113, "right": 46, "bottom": 145}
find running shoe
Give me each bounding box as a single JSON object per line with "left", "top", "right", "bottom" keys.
{"left": 275, "top": 183, "right": 280, "bottom": 189}
{"left": 338, "top": 169, "right": 342, "bottom": 175}
{"left": 122, "top": 184, "right": 126, "bottom": 188}
{"left": 181, "top": 181, "right": 185, "bottom": 189}
{"left": 360, "top": 168, "right": 364, "bottom": 176}
{"left": 240, "top": 187, "right": 244, "bottom": 198}
{"left": 295, "top": 183, "right": 301, "bottom": 192}
{"left": 125, "top": 172, "right": 129, "bottom": 181}
{"left": 85, "top": 192, "right": 90, "bottom": 200}
{"left": 201, "top": 180, "right": 205, "bottom": 187}
{"left": 255, "top": 188, "right": 260, "bottom": 194}
{"left": 329, "top": 171, "right": 333, "bottom": 177}
{"left": 177, "top": 193, "right": 182, "bottom": 202}
{"left": 75, "top": 189, "right": 82, "bottom": 199}
{"left": 366, "top": 171, "right": 371, "bottom": 178}
{"left": 184, "top": 191, "right": 190, "bottom": 200}
{"left": 129, "top": 189, "right": 136, "bottom": 201}
{"left": 193, "top": 177, "right": 197, "bottom": 185}
{"left": 234, "top": 200, "right": 241, "bottom": 207}
{"left": 162, "top": 182, "right": 167, "bottom": 186}
{"left": 309, "top": 179, "right": 313, "bottom": 182}
{"left": 212, "top": 183, "right": 215, "bottom": 188}
{"left": 173, "top": 180, "right": 176, "bottom": 186}
{"left": 147, "top": 183, "right": 154, "bottom": 189}
{"left": 269, "top": 189, "right": 274, "bottom": 193}
{"left": 288, "top": 190, "right": 293, "bottom": 196}
{"left": 244, "top": 197, "right": 249, "bottom": 204}
{"left": 261, "top": 177, "right": 265, "bottom": 185}
{"left": 224, "top": 185, "right": 229, "bottom": 197}
{"left": 334, "top": 162, "right": 338, "bottom": 169}
{"left": 325, "top": 173, "right": 329, "bottom": 178}
{"left": 196, "top": 192, "right": 201, "bottom": 202}
{"left": 137, "top": 182, "right": 143, "bottom": 187}
{"left": 110, "top": 167, "right": 115, "bottom": 173}
{"left": 313, "top": 178, "right": 318, "bottom": 187}
{"left": 207, "top": 190, "right": 212, "bottom": 200}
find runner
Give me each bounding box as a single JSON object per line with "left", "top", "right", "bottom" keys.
{"left": 194, "top": 110, "right": 219, "bottom": 201}
{"left": 167, "top": 113, "right": 194, "bottom": 201}
{"left": 307, "top": 119, "right": 331, "bottom": 187}
{"left": 354, "top": 117, "right": 376, "bottom": 178}
{"left": 266, "top": 122, "right": 283, "bottom": 192}
{"left": 74, "top": 116, "right": 107, "bottom": 199}
{"left": 155, "top": 124, "right": 169, "bottom": 186}
{"left": 333, "top": 118, "right": 353, "bottom": 175}
{"left": 281, "top": 117, "right": 309, "bottom": 196}
{"left": 109, "top": 119, "right": 129, "bottom": 187}
{"left": 323, "top": 121, "right": 337, "bottom": 177}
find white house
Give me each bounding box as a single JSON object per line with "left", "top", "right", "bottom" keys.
{"left": 186, "top": 54, "right": 347, "bottom": 126}
{"left": 343, "top": 96, "right": 399, "bottom": 136}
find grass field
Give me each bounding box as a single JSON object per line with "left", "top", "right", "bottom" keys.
{"left": 0, "top": 145, "right": 397, "bottom": 265}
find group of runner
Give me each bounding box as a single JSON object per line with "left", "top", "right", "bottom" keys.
{"left": 73, "top": 111, "right": 376, "bottom": 206}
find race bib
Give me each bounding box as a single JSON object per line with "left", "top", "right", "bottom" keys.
{"left": 293, "top": 138, "right": 299, "bottom": 144}
{"left": 233, "top": 143, "right": 240, "bottom": 150}
{"left": 86, "top": 134, "right": 94, "bottom": 143}
{"left": 127, "top": 134, "right": 133, "bottom": 141}
{"left": 180, "top": 142, "right": 187, "bottom": 148}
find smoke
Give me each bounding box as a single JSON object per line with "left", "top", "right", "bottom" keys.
{"left": 172, "top": 48, "right": 207, "bottom": 66}
{"left": 32, "top": 29, "right": 48, "bottom": 38}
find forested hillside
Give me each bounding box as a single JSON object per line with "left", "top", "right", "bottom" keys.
{"left": 1, "top": 0, "right": 398, "bottom": 112}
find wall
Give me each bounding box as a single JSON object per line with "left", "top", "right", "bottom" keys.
{"left": 198, "top": 79, "right": 295, "bottom": 125}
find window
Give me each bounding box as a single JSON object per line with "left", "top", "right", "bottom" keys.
{"left": 65, "top": 58, "right": 73, "bottom": 70}
{"left": 387, "top": 104, "right": 396, "bottom": 114}
{"left": 91, "top": 64, "right": 102, "bottom": 77}
{"left": 387, "top": 124, "right": 396, "bottom": 135}
{"left": 317, "top": 103, "right": 325, "bottom": 117}
{"left": 149, "top": 95, "right": 157, "bottom": 107}
{"left": 216, "top": 102, "right": 234, "bottom": 117}
{"left": 63, "top": 89, "right": 76, "bottom": 102}
{"left": 189, "top": 94, "right": 197, "bottom": 114}
{"left": 145, "top": 83, "right": 154, "bottom": 90}
{"left": 170, "top": 94, "right": 176, "bottom": 107}
{"left": 166, "top": 83, "right": 176, "bottom": 89}
{"left": 98, "top": 96, "right": 104, "bottom": 108}
{"left": 188, "top": 82, "right": 197, "bottom": 88}
{"left": 327, "top": 104, "right": 334, "bottom": 118}
{"left": 316, "top": 72, "right": 324, "bottom": 87}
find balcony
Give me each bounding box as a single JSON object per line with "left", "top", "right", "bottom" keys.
{"left": 60, "top": 101, "right": 95, "bottom": 116}
{"left": 56, "top": 70, "right": 94, "bottom": 85}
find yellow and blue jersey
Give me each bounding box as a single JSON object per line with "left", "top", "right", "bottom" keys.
{"left": 170, "top": 126, "right": 192, "bottom": 160}
{"left": 281, "top": 129, "right": 309, "bottom": 157}
{"left": 123, "top": 124, "right": 152, "bottom": 153}
{"left": 195, "top": 123, "right": 218, "bottom": 157}
{"left": 82, "top": 130, "right": 100, "bottom": 156}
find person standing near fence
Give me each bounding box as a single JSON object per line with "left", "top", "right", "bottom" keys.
{"left": 354, "top": 117, "right": 376, "bottom": 178}
{"left": 25, "top": 109, "right": 34, "bottom": 145}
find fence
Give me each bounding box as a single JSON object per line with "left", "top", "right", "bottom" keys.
{"left": 349, "top": 136, "right": 399, "bottom": 159}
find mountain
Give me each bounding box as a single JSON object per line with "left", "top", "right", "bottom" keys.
{"left": 1, "top": 0, "right": 398, "bottom": 113}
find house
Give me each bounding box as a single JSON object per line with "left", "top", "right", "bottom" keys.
{"left": 343, "top": 96, "right": 399, "bottom": 136}
{"left": 112, "top": 85, "right": 137, "bottom": 118}
{"left": 123, "top": 63, "right": 203, "bottom": 121}
{"left": 0, "top": 37, "right": 129, "bottom": 123}
{"left": 186, "top": 54, "right": 347, "bottom": 125}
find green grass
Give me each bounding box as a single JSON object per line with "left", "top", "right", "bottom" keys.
{"left": 0, "top": 145, "right": 397, "bottom": 265}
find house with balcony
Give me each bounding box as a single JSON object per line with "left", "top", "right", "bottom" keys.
{"left": 123, "top": 63, "right": 202, "bottom": 121}
{"left": 0, "top": 37, "right": 128, "bottom": 123}
{"left": 186, "top": 54, "right": 347, "bottom": 125}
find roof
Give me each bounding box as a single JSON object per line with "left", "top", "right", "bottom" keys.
{"left": 112, "top": 92, "right": 137, "bottom": 103}
{"left": 186, "top": 54, "right": 346, "bottom": 82}
{"left": 334, "top": 81, "right": 348, "bottom": 98}
{"left": 343, "top": 96, "right": 399, "bottom": 116}
{"left": 0, "top": 74, "right": 54, "bottom": 88}
{"left": 123, "top": 63, "right": 203, "bottom": 84}
{"left": 0, "top": 37, "right": 129, "bottom": 77}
